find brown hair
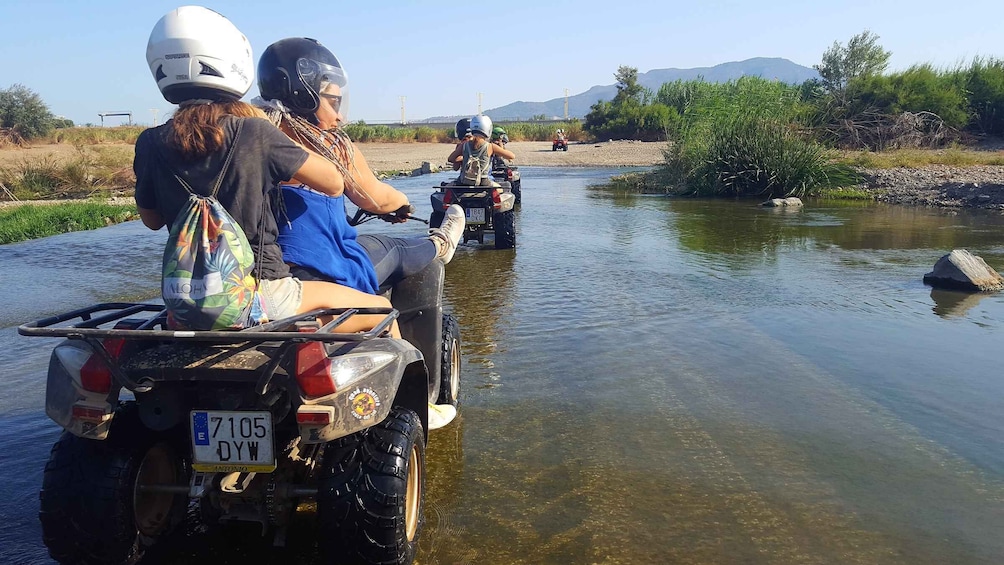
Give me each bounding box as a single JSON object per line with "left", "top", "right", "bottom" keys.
{"left": 167, "top": 101, "right": 267, "bottom": 159}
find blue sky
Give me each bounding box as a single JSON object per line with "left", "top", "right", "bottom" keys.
{"left": 1, "top": 0, "right": 1001, "bottom": 126}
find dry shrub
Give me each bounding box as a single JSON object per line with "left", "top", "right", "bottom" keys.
{"left": 0, "top": 128, "right": 29, "bottom": 148}
{"left": 827, "top": 111, "right": 961, "bottom": 151}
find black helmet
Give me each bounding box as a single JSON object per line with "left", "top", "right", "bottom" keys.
{"left": 455, "top": 118, "right": 471, "bottom": 140}
{"left": 258, "top": 37, "right": 347, "bottom": 117}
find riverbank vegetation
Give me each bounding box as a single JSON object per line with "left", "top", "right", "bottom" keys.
{"left": 0, "top": 202, "right": 137, "bottom": 244}
{"left": 0, "top": 145, "right": 134, "bottom": 200}
{"left": 343, "top": 120, "right": 584, "bottom": 143}
{"left": 587, "top": 30, "right": 1004, "bottom": 199}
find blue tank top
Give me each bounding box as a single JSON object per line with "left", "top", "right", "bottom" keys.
{"left": 276, "top": 184, "right": 379, "bottom": 294}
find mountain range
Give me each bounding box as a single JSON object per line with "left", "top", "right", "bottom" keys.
{"left": 425, "top": 57, "right": 819, "bottom": 122}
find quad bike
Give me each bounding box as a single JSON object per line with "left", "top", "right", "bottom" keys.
{"left": 552, "top": 135, "right": 568, "bottom": 151}
{"left": 19, "top": 216, "right": 462, "bottom": 565}
{"left": 430, "top": 180, "right": 516, "bottom": 249}
{"left": 490, "top": 154, "right": 521, "bottom": 205}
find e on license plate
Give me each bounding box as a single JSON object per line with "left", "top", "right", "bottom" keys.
{"left": 465, "top": 208, "right": 486, "bottom": 224}
{"left": 190, "top": 411, "right": 276, "bottom": 473}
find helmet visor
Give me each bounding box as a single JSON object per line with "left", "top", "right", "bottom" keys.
{"left": 297, "top": 57, "right": 350, "bottom": 120}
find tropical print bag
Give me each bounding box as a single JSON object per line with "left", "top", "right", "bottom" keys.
{"left": 159, "top": 121, "right": 265, "bottom": 330}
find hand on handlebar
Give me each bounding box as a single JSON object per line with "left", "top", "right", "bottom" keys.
{"left": 381, "top": 203, "right": 415, "bottom": 223}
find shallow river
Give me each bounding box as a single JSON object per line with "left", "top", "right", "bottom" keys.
{"left": 2, "top": 167, "right": 1002, "bottom": 565}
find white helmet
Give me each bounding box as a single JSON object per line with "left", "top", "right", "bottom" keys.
{"left": 470, "top": 115, "right": 493, "bottom": 138}
{"left": 146, "top": 6, "right": 253, "bottom": 104}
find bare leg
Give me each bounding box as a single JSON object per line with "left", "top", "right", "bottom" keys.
{"left": 298, "top": 280, "right": 401, "bottom": 338}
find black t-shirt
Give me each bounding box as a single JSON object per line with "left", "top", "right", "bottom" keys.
{"left": 134, "top": 116, "right": 308, "bottom": 280}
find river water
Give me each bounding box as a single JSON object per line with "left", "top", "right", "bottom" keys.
{"left": 1, "top": 167, "right": 1002, "bottom": 565}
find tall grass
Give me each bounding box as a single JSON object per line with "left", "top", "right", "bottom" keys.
{"left": 0, "top": 146, "right": 135, "bottom": 200}
{"left": 964, "top": 57, "right": 1004, "bottom": 135}
{"left": 342, "top": 121, "right": 585, "bottom": 143}
{"left": 493, "top": 121, "right": 585, "bottom": 141}
{"left": 42, "top": 126, "right": 144, "bottom": 145}
{"left": 842, "top": 146, "right": 1004, "bottom": 168}
{"left": 661, "top": 78, "right": 859, "bottom": 198}
{"left": 0, "top": 202, "right": 137, "bottom": 244}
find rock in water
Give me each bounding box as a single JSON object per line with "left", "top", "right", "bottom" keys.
{"left": 923, "top": 249, "right": 1004, "bottom": 292}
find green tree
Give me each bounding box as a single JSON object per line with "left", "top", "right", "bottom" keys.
{"left": 613, "top": 66, "right": 644, "bottom": 105}
{"left": 0, "top": 84, "right": 55, "bottom": 139}
{"left": 815, "top": 30, "right": 891, "bottom": 102}
{"left": 585, "top": 66, "right": 676, "bottom": 141}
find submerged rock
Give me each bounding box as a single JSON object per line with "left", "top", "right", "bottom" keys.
{"left": 762, "top": 197, "right": 804, "bottom": 207}
{"left": 923, "top": 249, "right": 1004, "bottom": 292}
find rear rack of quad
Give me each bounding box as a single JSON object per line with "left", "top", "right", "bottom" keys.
{"left": 18, "top": 303, "right": 400, "bottom": 392}
{"left": 19, "top": 302, "right": 398, "bottom": 343}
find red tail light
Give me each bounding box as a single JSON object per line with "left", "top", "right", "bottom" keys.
{"left": 506, "top": 169, "right": 514, "bottom": 181}
{"left": 443, "top": 190, "right": 453, "bottom": 209}
{"left": 294, "top": 327, "right": 336, "bottom": 398}
{"left": 296, "top": 410, "right": 332, "bottom": 425}
{"left": 492, "top": 189, "right": 502, "bottom": 209}
{"left": 79, "top": 338, "right": 126, "bottom": 393}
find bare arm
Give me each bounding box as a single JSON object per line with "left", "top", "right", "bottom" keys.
{"left": 490, "top": 143, "right": 515, "bottom": 161}
{"left": 342, "top": 141, "right": 410, "bottom": 214}
{"left": 448, "top": 142, "right": 464, "bottom": 170}
{"left": 292, "top": 152, "right": 346, "bottom": 197}
{"left": 138, "top": 207, "right": 165, "bottom": 230}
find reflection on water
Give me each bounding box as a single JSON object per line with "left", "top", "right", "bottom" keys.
{"left": 930, "top": 288, "right": 996, "bottom": 318}
{"left": 2, "top": 167, "right": 1003, "bottom": 564}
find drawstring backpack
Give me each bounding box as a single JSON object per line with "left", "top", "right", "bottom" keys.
{"left": 158, "top": 120, "right": 267, "bottom": 330}
{"left": 460, "top": 140, "right": 489, "bottom": 186}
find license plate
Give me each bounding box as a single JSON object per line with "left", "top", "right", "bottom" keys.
{"left": 190, "top": 411, "right": 276, "bottom": 473}
{"left": 466, "top": 208, "right": 486, "bottom": 224}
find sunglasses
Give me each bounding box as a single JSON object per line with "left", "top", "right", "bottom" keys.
{"left": 319, "top": 93, "right": 343, "bottom": 114}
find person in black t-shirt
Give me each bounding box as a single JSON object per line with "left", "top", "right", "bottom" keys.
{"left": 137, "top": 6, "right": 400, "bottom": 336}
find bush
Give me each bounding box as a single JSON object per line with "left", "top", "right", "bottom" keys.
{"left": 965, "top": 57, "right": 1004, "bottom": 135}
{"left": 661, "top": 83, "right": 857, "bottom": 198}
{"left": 849, "top": 65, "right": 969, "bottom": 128}
{"left": 0, "top": 84, "right": 54, "bottom": 139}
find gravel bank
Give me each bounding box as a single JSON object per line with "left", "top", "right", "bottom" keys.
{"left": 857, "top": 165, "right": 1004, "bottom": 209}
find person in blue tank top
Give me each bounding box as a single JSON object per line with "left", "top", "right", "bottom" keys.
{"left": 254, "top": 38, "right": 465, "bottom": 292}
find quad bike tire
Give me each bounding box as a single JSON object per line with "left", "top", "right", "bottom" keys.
{"left": 493, "top": 209, "right": 516, "bottom": 249}
{"left": 511, "top": 180, "right": 522, "bottom": 205}
{"left": 39, "top": 408, "right": 184, "bottom": 565}
{"left": 438, "top": 314, "right": 462, "bottom": 406}
{"left": 318, "top": 407, "right": 426, "bottom": 565}
{"left": 429, "top": 210, "right": 444, "bottom": 229}
{"left": 552, "top": 145, "right": 557, "bottom": 152}
{"left": 562, "top": 146, "right": 568, "bottom": 151}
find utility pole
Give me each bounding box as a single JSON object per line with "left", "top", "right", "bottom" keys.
{"left": 477, "top": 92, "right": 483, "bottom": 115}
{"left": 150, "top": 108, "right": 159, "bottom": 127}
{"left": 564, "top": 88, "right": 569, "bottom": 120}
{"left": 399, "top": 96, "right": 406, "bottom": 125}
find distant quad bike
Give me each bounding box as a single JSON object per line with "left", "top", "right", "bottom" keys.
{"left": 490, "top": 154, "right": 521, "bottom": 205}
{"left": 430, "top": 180, "right": 516, "bottom": 249}
{"left": 552, "top": 135, "right": 568, "bottom": 152}
{"left": 20, "top": 241, "right": 462, "bottom": 565}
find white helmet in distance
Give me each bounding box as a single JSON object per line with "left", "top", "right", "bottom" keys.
{"left": 470, "top": 115, "right": 493, "bottom": 139}
{"left": 146, "top": 6, "right": 254, "bottom": 104}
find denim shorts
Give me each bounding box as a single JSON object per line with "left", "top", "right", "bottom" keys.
{"left": 257, "top": 277, "right": 303, "bottom": 322}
